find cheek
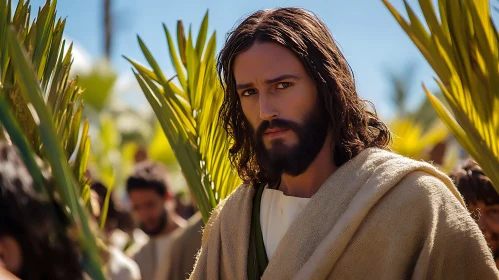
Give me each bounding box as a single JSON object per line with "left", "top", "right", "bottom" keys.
{"left": 143, "top": 207, "right": 157, "bottom": 218}
{"left": 285, "top": 86, "right": 317, "bottom": 113}
{"left": 135, "top": 206, "right": 151, "bottom": 221}
{"left": 240, "top": 99, "right": 260, "bottom": 130}
{"left": 146, "top": 202, "right": 164, "bottom": 219}
{"left": 0, "top": 237, "right": 23, "bottom": 274}
{"left": 488, "top": 220, "right": 499, "bottom": 233}
{"left": 152, "top": 206, "right": 163, "bottom": 218}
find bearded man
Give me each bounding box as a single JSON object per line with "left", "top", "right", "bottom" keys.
{"left": 190, "top": 7, "right": 499, "bottom": 279}
{"left": 126, "top": 161, "right": 186, "bottom": 280}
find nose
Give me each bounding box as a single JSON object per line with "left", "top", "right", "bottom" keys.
{"left": 258, "top": 92, "right": 278, "bottom": 121}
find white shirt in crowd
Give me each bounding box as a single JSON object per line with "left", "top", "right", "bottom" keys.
{"left": 107, "top": 247, "right": 142, "bottom": 280}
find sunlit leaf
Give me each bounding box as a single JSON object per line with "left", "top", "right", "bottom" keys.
{"left": 0, "top": 1, "right": 104, "bottom": 278}
{"left": 7, "top": 25, "right": 105, "bottom": 279}
{"left": 128, "top": 15, "right": 242, "bottom": 222}
{"left": 383, "top": 0, "right": 499, "bottom": 192}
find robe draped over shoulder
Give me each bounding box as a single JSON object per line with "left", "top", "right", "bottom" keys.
{"left": 190, "top": 148, "right": 499, "bottom": 280}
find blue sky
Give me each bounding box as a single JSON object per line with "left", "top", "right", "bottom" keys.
{"left": 28, "top": 0, "right": 485, "bottom": 120}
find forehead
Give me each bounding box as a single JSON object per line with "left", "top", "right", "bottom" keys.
{"left": 128, "top": 188, "right": 161, "bottom": 202}
{"left": 233, "top": 42, "right": 306, "bottom": 82}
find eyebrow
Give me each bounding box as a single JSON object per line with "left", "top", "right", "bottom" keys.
{"left": 236, "top": 74, "right": 300, "bottom": 91}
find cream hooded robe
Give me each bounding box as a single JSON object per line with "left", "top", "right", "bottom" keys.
{"left": 190, "top": 148, "right": 499, "bottom": 279}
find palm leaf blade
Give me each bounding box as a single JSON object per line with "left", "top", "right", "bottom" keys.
{"left": 128, "top": 12, "right": 241, "bottom": 222}
{"left": 383, "top": 0, "right": 499, "bottom": 191}
{"left": 7, "top": 25, "right": 105, "bottom": 280}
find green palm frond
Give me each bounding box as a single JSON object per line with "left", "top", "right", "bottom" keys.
{"left": 0, "top": 1, "right": 104, "bottom": 278}
{"left": 5, "top": 25, "right": 105, "bottom": 280}
{"left": 0, "top": 92, "right": 46, "bottom": 193}
{"left": 125, "top": 11, "right": 241, "bottom": 222}
{"left": 0, "top": 0, "right": 90, "bottom": 186}
{"left": 383, "top": 0, "right": 499, "bottom": 191}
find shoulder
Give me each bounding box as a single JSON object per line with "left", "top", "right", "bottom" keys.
{"left": 170, "top": 214, "right": 204, "bottom": 249}
{"left": 222, "top": 183, "right": 255, "bottom": 205}
{"left": 201, "top": 183, "right": 255, "bottom": 245}
{"left": 388, "top": 170, "right": 474, "bottom": 231}
{"left": 109, "top": 247, "right": 142, "bottom": 280}
{"left": 394, "top": 173, "right": 497, "bottom": 276}
{"left": 125, "top": 229, "right": 149, "bottom": 258}
{"left": 367, "top": 170, "right": 483, "bottom": 249}
{"left": 209, "top": 183, "right": 254, "bottom": 222}
{"left": 364, "top": 149, "right": 466, "bottom": 210}
{"left": 397, "top": 171, "right": 464, "bottom": 210}
{"left": 129, "top": 239, "right": 153, "bottom": 261}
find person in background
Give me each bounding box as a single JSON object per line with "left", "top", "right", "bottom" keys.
{"left": 156, "top": 189, "right": 203, "bottom": 280}
{"left": 0, "top": 141, "right": 83, "bottom": 280}
{"left": 90, "top": 181, "right": 136, "bottom": 252}
{"left": 174, "top": 191, "right": 197, "bottom": 220}
{"left": 450, "top": 160, "right": 499, "bottom": 268}
{"left": 126, "top": 160, "right": 187, "bottom": 280}
{"left": 89, "top": 184, "right": 141, "bottom": 280}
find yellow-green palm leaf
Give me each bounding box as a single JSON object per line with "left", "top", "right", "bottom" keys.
{"left": 383, "top": 0, "right": 499, "bottom": 191}
{"left": 0, "top": 0, "right": 90, "bottom": 186}
{"left": 126, "top": 12, "right": 241, "bottom": 222}
{"left": 0, "top": 1, "right": 104, "bottom": 278}
{"left": 390, "top": 117, "right": 449, "bottom": 159}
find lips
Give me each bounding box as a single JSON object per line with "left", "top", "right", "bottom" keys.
{"left": 264, "top": 128, "right": 289, "bottom": 138}
{"left": 264, "top": 128, "right": 286, "bottom": 134}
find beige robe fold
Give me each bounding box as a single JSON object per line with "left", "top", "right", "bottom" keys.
{"left": 191, "top": 148, "right": 499, "bottom": 279}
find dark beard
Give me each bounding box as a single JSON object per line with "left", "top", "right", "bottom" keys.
{"left": 254, "top": 103, "right": 329, "bottom": 182}
{"left": 139, "top": 210, "right": 167, "bottom": 237}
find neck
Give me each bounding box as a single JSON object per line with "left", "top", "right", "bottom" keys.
{"left": 278, "top": 133, "right": 337, "bottom": 198}
{"left": 157, "top": 209, "right": 187, "bottom": 238}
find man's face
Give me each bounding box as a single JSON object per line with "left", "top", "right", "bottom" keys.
{"left": 129, "top": 189, "right": 167, "bottom": 236}
{"left": 233, "top": 42, "right": 328, "bottom": 177}
{"left": 468, "top": 201, "right": 499, "bottom": 257}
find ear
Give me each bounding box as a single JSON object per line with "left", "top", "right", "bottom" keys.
{"left": 164, "top": 192, "right": 172, "bottom": 201}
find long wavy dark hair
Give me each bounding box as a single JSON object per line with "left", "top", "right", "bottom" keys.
{"left": 217, "top": 8, "right": 391, "bottom": 185}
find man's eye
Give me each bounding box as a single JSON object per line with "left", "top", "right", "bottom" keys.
{"left": 242, "top": 89, "right": 257, "bottom": 96}
{"left": 276, "top": 82, "right": 292, "bottom": 89}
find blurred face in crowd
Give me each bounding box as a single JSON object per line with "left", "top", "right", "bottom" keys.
{"left": 128, "top": 189, "right": 167, "bottom": 236}
{"left": 468, "top": 201, "right": 499, "bottom": 257}
{"left": 0, "top": 236, "right": 22, "bottom": 276}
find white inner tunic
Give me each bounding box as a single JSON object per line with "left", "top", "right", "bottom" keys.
{"left": 260, "top": 186, "right": 311, "bottom": 259}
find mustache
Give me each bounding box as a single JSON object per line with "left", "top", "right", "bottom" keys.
{"left": 255, "top": 119, "right": 300, "bottom": 138}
